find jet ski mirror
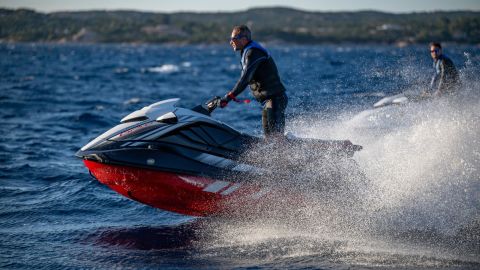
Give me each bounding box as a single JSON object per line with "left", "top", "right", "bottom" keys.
{"left": 156, "top": 112, "right": 178, "bottom": 124}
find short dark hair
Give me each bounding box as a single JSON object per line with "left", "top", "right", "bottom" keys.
{"left": 430, "top": 42, "right": 442, "bottom": 49}
{"left": 232, "top": 25, "right": 251, "bottom": 40}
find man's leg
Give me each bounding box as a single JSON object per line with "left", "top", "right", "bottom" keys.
{"left": 262, "top": 100, "right": 273, "bottom": 136}
{"left": 262, "top": 94, "right": 288, "bottom": 138}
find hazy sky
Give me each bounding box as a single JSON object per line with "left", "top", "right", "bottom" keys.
{"left": 1, "top": 0, "right": 479, "bottom": 13}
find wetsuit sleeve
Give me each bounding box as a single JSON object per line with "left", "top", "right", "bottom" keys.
{"left": 437, "top": 60, "right": 446, "bottom": 93}
{"left": 229, "top": 49, "right": 268, "bottom": 97}
{"left": 430, "top": 63, "right": 439, "bottom": 91}
{"left": 430, "top": 73, "right": 438, "bottom": 91}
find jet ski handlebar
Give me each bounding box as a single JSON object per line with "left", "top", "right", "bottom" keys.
{"left": 194, "top": 96, "right": 251, "bottom": 115}
{"left": 206, "top": 96, "right": 221, "bottom": 113}
{"left": 190, "top": 96, "right": 221, "bottom": 115}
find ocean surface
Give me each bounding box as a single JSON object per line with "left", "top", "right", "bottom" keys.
{"left": 1, "top": 43, "right": 479, "bottom": 269}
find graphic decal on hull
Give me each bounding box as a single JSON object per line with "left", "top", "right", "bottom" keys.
{"left": 202, "top": 180, "right": 230, "bottom": 193}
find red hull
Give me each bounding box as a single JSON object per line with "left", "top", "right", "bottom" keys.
{"left": 83, "top": 160, "right": 282, "bottom": 216}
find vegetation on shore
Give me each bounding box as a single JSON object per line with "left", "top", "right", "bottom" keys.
{"left": 1, "top": 7, "right": 479, "bottom": 44}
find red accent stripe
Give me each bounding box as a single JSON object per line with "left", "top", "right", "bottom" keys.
{"left": 227, "top": 92, "right": 239, "bottom": 102}
{"left": 82, "top": 160, "right": 303, "bottom": 217}
{"left": 228, "top": 92, "right": 251, "bottom": 104}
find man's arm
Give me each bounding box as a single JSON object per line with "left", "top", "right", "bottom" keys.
{"left": 430, "top": 72, "right": 438, "bottom": 92}
{"left": 430, "top": 61, "right": 440, "bottom": 92}
{"left": 434, "top": 60, "right": 446, "bottom": 96}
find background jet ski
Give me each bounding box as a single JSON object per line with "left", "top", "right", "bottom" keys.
{"left": 373, "top": 93, "right": 409, "bottom": 108}
{"left": 76, "top": 98, "right": 365, "bottom": 217}
{"left": 372, "top": 91, "right": 437, "bottom": 108}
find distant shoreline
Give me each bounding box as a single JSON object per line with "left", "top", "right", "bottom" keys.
{"left": 1, "top": 7, "right": 479, "bottom": 44}
{"left": 2, "top": 41, "right": 478, "bottom": 48}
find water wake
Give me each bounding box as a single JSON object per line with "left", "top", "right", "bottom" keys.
{"left": 195, "top": 80, "right": 480, "bottom": 268}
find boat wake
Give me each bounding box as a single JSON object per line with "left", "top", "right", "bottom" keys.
{"left": 185, "top": 81, "right": 480, "bottom": 268}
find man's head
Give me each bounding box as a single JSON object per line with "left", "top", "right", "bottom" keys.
{"left": 430, "top": 42, "right": 443, "bottom": 60}
{"left": 230, "top": 25, "right": 251, "bottom": 51}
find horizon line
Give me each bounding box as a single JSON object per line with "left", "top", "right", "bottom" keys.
{"left": 3, "top": 5, "right": 480, "bottom": 15}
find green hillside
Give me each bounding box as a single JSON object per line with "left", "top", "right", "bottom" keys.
{"left": 1, "top": 7, "right": 479, "bottom": 44}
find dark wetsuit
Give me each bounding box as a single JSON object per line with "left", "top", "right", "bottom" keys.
{"left": 430, "top": 54, "right": 461, "bottom": 95}
{"left": 230, "top": 41, "right": 287, "bottom": 137}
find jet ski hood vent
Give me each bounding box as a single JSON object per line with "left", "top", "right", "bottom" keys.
{"left": 121, "top": 98, "right": 180, "bottom": 123}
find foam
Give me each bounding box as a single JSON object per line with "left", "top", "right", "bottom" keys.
{"left": 198, "top": 76, "right": 480, "bottom": 265}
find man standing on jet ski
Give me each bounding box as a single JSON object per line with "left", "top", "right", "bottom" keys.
{"left": 424, "top": 42, "right": 461, "bottom": 97}
{"left": 216, "top": 25, "right": 288, "bottom": 138}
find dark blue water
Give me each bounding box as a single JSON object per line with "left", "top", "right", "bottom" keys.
{"left": 1, "top": 43, "right": 479, "bottom": 269}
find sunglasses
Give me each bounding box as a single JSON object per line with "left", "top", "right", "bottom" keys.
{"left": 230, "top": 34, "right": 246, "bottom": 41}
{"left": 430, "top": 49, "right": 440, "bottom": 53}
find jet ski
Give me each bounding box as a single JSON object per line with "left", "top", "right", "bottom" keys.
{"left": 373, "top": 93, "right": 409, "bottom": 108}
{"left": 76, "top": 98, "right": 364, "bottom": 217}
{"left": 372, "top": 91, "right": 437, "bottom": 108}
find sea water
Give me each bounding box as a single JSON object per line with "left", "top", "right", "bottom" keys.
{"left": 0, "top": 43, "right": 479, "bottom": 269}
